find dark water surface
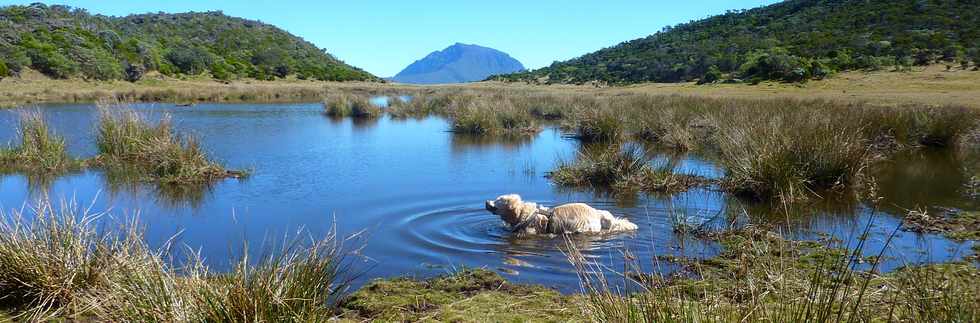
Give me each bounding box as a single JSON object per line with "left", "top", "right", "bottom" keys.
{"left": 0, "top": 103, "right": 975, "bottom": 292}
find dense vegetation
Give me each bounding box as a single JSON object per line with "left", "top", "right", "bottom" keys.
{"left": 0, "top": 3, "right": 377, "bottom": 82}
{"left": 494, "top": 0, "right": 980, "bottom": 84}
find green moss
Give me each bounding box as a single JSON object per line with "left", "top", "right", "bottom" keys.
{"left": 340, "top": 269, "right": 585, "bottom": 322}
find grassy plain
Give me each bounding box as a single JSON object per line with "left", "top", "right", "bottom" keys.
{"left": 2, "top": 65, "right": 979, "bottom": 108}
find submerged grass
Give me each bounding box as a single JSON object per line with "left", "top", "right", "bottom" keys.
{"left": 94, "top": 102, "right": 237, "bottom": 184}
{"left": 0, "top": 112, "right": 84, "bottom": 173}
{"left": 0, "top": 198, "right": 359, "bottom": 322}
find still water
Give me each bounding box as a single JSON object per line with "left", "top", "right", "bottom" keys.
{"left": 0, "top": 103, "right": 974, "bottom": 291}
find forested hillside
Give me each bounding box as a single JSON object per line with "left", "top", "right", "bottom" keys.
{"left": 0, "top": 3, "right": 377, "bottom": 82}
{"left": 494, "top": 0, "right": 980, "bottom": 84}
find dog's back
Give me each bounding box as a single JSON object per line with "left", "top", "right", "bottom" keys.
{"left": 548, "top": 203, "right": 602, "bottom": 233}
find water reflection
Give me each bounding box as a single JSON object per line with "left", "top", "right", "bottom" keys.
{"left": 0, "top": 103, "right": 974, "bottom": 292}
{"left": 450, "top": 133, "right": 535, "bottom": 153}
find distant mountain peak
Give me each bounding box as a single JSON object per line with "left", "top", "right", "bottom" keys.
{"left": 392, "top": 43, "right": 525, "bottom": 84}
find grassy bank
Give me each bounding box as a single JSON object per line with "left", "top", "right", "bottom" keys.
{"left": 0, "top": 76, "right": 405, "bottom": 108}
{"left": 0, "top": 199, "right": 356, "bottom": 322}
{"left": 570, "top": 218, "right": 980, "bottom": 322}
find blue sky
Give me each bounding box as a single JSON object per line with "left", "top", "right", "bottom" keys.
{"left": 0, "top": 1, "right": 776, "bottom": 76}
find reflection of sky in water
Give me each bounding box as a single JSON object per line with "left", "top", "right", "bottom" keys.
{"left": 0, "top": 103, "right": 975, "bottom": 292}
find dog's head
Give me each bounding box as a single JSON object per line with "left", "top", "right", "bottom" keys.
{"left": 485, "top": 194, "right": 528, "bottom": 226}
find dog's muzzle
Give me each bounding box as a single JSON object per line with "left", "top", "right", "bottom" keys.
{"left": 485, "top": 200, "right": 497, "bottom": 213}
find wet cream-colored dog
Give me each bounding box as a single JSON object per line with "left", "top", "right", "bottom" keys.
{"left": 484, "top": 194, "right": 638, "bottom": 235}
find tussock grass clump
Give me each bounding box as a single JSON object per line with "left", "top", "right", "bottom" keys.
{"left": 858, "top": 104, "right": 979, "bottom": 150}
{"left": 449, "top": 100, "right": 540, "bottom": 136}
{"left": 324, "top": 94, "right": 379, "bottom": 118}
{"left": 0, "top": 199, "right": 358, "bottom": 322}
{"left": 95, "top": 105, "right": 233, "bottom": 184}
{"left": 566, "top": 107, "right": 624, "bottom": 143}
{"left": 549, "top": 144, "right": 703, "bottom": 194}
{"left": 909, "top": 105, "right": 978, "bottom": 147}
{"left": 0, "top": 112, "right": 84, "bottom": 173}
{"left": 387, "top": 93, "right": 440, "bottom": 119}
{"left": 716, "top": 105, "right": 871, "bottom": 202}
{"left": 620, "top": 95, "right": 716, "bottom": 150}
{"left": 509, "top": 93, "right": 583, "bottom": 120}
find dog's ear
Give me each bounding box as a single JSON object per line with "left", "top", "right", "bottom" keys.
{"left": 501, "top": 194, "right": 522, "bottom": 208}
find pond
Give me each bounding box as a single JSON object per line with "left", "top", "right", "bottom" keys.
{"left": 0, "top": 102, "right": 975, "bottom": 292}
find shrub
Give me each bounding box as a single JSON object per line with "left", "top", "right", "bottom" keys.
{"left": 165, "top": 46, "right": 213, "bottom": 75}
{"left": 0, "top": 60, "right": 9, "bottom": 78}
{"left": 698, "top": 65, "right": 722, "bottom": 84}
{"left": 80, "top": 49, "right": 123, "bottom": 81}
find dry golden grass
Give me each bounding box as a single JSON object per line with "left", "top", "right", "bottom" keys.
{"left": 3, "top": 65, "right": 978, "bottom": 108}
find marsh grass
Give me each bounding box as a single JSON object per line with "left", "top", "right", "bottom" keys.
{"left": 95, "top": 103, "right": 235, "bottom": 184}
{"left": 0, "top": 112, "right": 84, "bottom": 173}
{"left": 324, "top": 94, "right": 379, "bottom": 118}
{"left": 0, "top": 198, "right": 360, "bottom": 322}
{"left": 566, "top": 106, "right": 625, "bottom": 143}
{"left": 549, "top": 144, "right": 705, "bottom": 194}
{"left": 568, "top": 210, "right": 979, "bottom": 322}
{"left": 715, "top": 104, "right": 871, "bottom": 202}
{"left": 449, "top": 99, "right": 540, "bottom": 136}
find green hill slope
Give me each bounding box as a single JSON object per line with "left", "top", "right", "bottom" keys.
{"left": 0, "top": 3, "right": 377, "bottom": 82}
{"left": 494, "top": 0, "right": 980, "bottom": 84}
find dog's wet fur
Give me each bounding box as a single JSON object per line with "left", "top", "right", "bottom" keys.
{"left": 485, "top": 194, "right": 638, "bottom": 235}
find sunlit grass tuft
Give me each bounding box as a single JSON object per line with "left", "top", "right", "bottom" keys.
{"left": 95, "top": 102, "right": 236, "bottom": 184}
{"left": 0, "top": 112, "right": 84, "bottom": 173}
{"left": 0, "top": 198, "right": 360, "bottom": 322}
